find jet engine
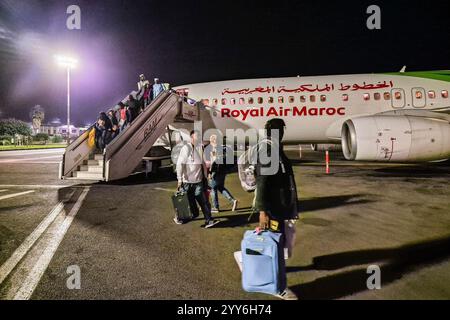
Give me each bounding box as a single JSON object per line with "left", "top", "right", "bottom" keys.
{"left": 341, "top": 115, "right": 450, "bottom": 162}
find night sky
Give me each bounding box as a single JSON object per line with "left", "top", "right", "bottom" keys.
{"left": 0, "top": 0, "right": 449, "bottom": 125}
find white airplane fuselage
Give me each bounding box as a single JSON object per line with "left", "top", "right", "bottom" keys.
{"left": 174, "top": 72, "right": 450, "bottom": 144}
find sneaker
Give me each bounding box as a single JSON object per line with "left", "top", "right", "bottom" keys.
{"left": 232, "top": 199, "right": 238, "bottom": 211}
{"left": 204, "top": 219, "right": 220, "bottom": 229}
{"left": 211, "top": 207, "right": 219, "bottom": 214}
{"left": 173, "top": 217, "right": 183, "bottom": 225}
{"left": 275, "top": 288, "right": 298, "bottom": 300}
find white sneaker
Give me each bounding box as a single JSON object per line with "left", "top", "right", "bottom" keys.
{"left": 232, "top": 199, "right": 238, "bottom": 211}
{"left": 173, "top": 217, "right": 183, "bottom": 225}
{"left": 204, "top": 219, "right": 220, "bottom": 229}
{"left": 275, "top": 288, "right": 298, "bottom": 300}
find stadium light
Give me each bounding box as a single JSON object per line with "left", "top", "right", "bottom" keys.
{"left": 55, "top": 55, "right": 78, "bottom": 144}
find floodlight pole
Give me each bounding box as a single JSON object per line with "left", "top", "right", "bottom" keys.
{"left": 67, "top": 66, "right": 71, "bottom": 145}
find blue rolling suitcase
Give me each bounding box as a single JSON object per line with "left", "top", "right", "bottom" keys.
{"left": 241, "top": 230, "right": 286, "bottom": 295}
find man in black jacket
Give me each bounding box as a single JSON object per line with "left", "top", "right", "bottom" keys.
{"left": 255, "top": 118, "right": 298, "bottom": 234}
{"left": 253, "top": 118, "right": 299, "bottom": 300}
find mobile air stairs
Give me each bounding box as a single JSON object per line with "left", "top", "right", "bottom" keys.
{"left": 59, "top": 90, "right": 199, "bottom": 181}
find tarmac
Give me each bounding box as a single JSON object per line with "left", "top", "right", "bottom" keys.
{"left": 0, "top": 147, "right": 449, "bottom": 299}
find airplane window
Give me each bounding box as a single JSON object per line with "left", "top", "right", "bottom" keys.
{"left": 310, "top": 95, "right": 316, "bottom": 102}
{"left": 374, "top": 93, "right": 381, "bottom": 100}
{"left": 342, "top": 94, "right": 349, "bottom": 101}
{"left": 395, "top": 92, "right": 402, "bottom": 100}
{"left": 278, "top": 96, "right": 284, "bottom": 103}
{"left": 363, "top": 93, "right": 370, "bottom": 101}
{"left": 212, "top": 98, "right": 218, "bottom": 106}
{"left": 320, "top": 95, "right": 326, "bottom": 102}
{"left": 300, "top": 96, "right": 306, "bottom": 103}
{"left": 415, "top": 91, "right": 423, "bottom": 99}
{"left": 248, "top": 97, "right": 254, "bottom": 104}
{"left": 428, "top": 90, "right": 436, "bottom": 99}
{"left": 288, "top": 96, "right": 295, "bottom": 103}
{"left": 384, "top": 92, "right": 390, "bottom": 100}
{"left": 230, "top": 98, "right": 236, "bottom": 105}
{"left": 442, "top": 90, "right": 449, "bottom": 98}
{"left": 268, "top": 97, "right": 274, "bottom": 104}
{"left": 221, "top": 98, "right": 227, "bottom": 105}
{"left": 202, "top": 99, "right": 210, "bottom": 106}
{"left": 239, "top": 98, "right": 245, "bottom": 105}
{"left": 258, "top": 97, "right": 263, "bottom": 104}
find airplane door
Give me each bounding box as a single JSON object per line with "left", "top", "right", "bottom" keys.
{"left": 391, "top": 88, "right": 406, "bottom": 109}
{"left": 412, "top": 87, "right": 426, "bottom": 108}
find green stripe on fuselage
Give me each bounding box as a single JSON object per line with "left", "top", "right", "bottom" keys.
{"left": 383, "top": 70, "right": 450, "bottom": 83}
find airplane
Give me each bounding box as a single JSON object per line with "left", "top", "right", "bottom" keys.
{"left": 173, "top": 70, "right": 450, "bottom": 162}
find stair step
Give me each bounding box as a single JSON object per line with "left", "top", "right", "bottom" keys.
{"left": 74, "top": 171, "right": 104, "bottom": 180}
{"left": 80, "top": 165, "right": 103, "bottom": 173}
{"left": 85, "top": 160, "right": 103, "bottom": 166}
{"left": 94, "top": 154, "right": 104, "bottom": 161}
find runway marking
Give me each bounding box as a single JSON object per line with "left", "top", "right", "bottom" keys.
{"left": 0, "top": 190, "right": 35, "bottom": 201}
{"left": 0, "top": 184, "right": 75, "bottom": 189}
{"left": 0, "top": 148, "right": 64, "bottom": 153}
{"left": 154, "top": 187, "right": 176, "bottom": 193}
{"left": 6, "top": 161, "right": 61, "bottom": 164}
{"left": 0, "top": 202, "right": 66, "bottom": 285}
{"left": 0, "top": 155, "right": 62, "bottom": 163}
{"left": 13, "top": 187, "right": 90, "bottom": 300}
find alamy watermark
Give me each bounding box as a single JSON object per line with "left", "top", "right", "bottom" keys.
{"left": 170, "top": 121, "right": 282, "bottom": 176}
{"left": 66, "top": 265, "right": 81, "bottom": 290}
{"left": 366, "top": 5, "right": 381, "bottom": 30}
{"left": 366, "top": 265, "right": 381, "bottom": 290}
{"left": 66, "top": 5, "right": 81, "bottom": 30}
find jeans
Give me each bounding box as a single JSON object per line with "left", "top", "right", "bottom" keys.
{"left": 209, "top": 172, "right": 235, "bottom": 209}
{"left": 184, "top": 182, "right": 212, "bottom": 222}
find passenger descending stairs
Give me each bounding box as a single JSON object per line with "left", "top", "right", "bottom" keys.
{"left": 73, "top": 153, "right": 104, "bottom": 180}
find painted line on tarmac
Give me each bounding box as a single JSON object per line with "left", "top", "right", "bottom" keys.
{"left": 154, "top": 187, "right": 176, "bottom": 193}
{"left": 0, "top": 190, "right": 35, "bottom": 201}
{"left": 0, "top": 189, "right": 7, "bottom": 193}
{"left": 13, "top": 187, "right": 90, "bottom": 300}
{"left": 0, "top": 184, "right": 75, "bottom": 190}
{"left": 0, "top": 161, "right": 61, "bottom": 164}
{"left": 0, "top": 156, "right": 62, "bottom": 163}
{"left": 0, "top": 149, "right": 64, "bottom": 155}
{"left": 0, "top": 202, "right": 67, "bottom": 285}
